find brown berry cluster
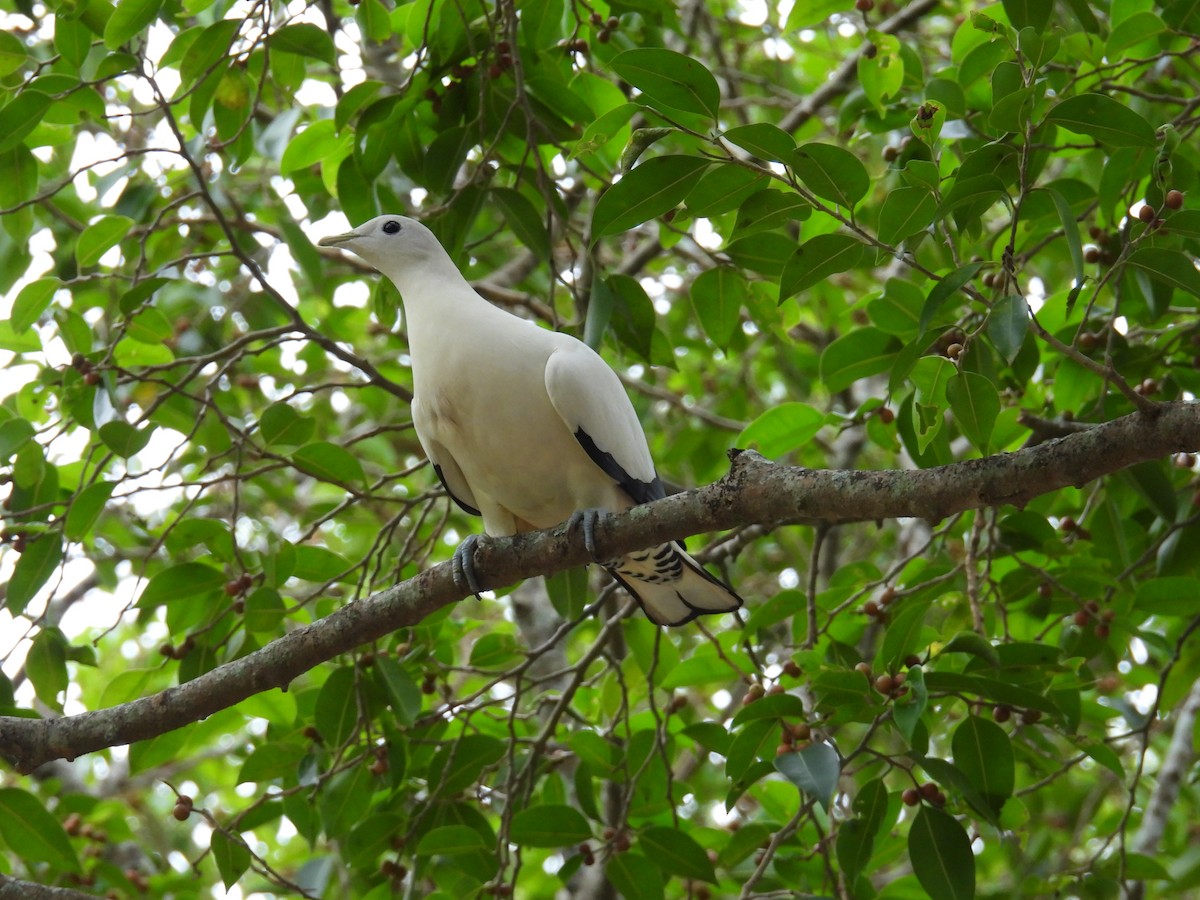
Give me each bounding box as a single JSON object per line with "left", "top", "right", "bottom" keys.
{"left": 902, "top": 782, "right": 946, "bottom": 807}
{"left": 71, "top": 352, "right": 101, "bottom": 386}
{"left": 862, "top": 586, "right": 896, "bottom": 623}
{"left": 589, "top": 12, "right": 620, "bottom": 43}
{"left": 1070, "top": 599, "right": 1115, "bottom": 639}
{"left": 775, "top": 721, "right": 812, "bottom": 756}
{"left": 159, "top": 635, "right": 195, "bottom": 660}
{"left": 172, "top": 794, "right": 194, "bottom": 821}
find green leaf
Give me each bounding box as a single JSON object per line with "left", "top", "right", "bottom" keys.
{"left": 837, "top": 818, "right": 875, "bottom": 886}
{"left": 1045, "top": 94, "right": 1157, "bottom": 148}
{"left": 639, "top": 827, "right": 717, "bottom": 883}
{"left": 1046, "top": 188, "right": 1085, "bottom": 288}
{"left": 606, "top": 853, "right": 665, "bottom": 900}
{"left": 6, "top": 534, "right": 63, "bottom": 616}
{"left": 0, "top": 788, "right": 80, "bottom": 873}
{"left": 878, "top": 186, "right": 937, "bottom": 244}
{"left": 25, "top": 630, "right": 69, "bottom": 710}
{"left": 1107, "top": 11, "right": 1165, "bottom": 55}
{"left": 779, "top": 233, "right": 868, "bottom": 302}
{"left": 689, "top": 266, "right": 744, "bottom": 349}
{"left": 948, "top": 371, "right": 1000, "bottom": 454}
{"left": 428, "top": 734, "right": 505, "bottom": 796}
{"left": 491, "top": 187, "right": 551, "bottom": 259}
{"left": 291, "top": 545, "right": 351, "bottom": 582}
{"left": 731, "top": 692, "right": 808, "bottom": 726}
{"left": 952, "top": 717, "right": 1014, "bottom": 815}
{"left": 292, "top": 441, "right": 367, "bottom": 487}
{"left": 0, "top": 417, "right": 35, "bottom": 461}
{"left": 211, "top": 830, "right": 251, "bottom": 890}
{"left": 609, "top": 48, "right": 720, "bottom": 120}
{"left": 259, "top": 402, "right": 316, "bottom": 448}
{"left": 686, "top": 164, "right": 769, "bottom": 218}
{"left": 880, "top": 602, "right": 931, "bottom": 670}
{"left": 373, "top": 656, "right": 422, "bottom": 723}
{"left": 1002, "top": 0, "right": 1051, "bottom": 30}
{"left": 315, "top": 666, "right": 358, "bottom": 746}
{"left": 908, "top": 806, "right": 976, "bottom": 900}
{"left": 0, "top": 91, "right": 53, "bottom": 153}
{"left": 787, "top": 0, "right": 853, "bottom": 29}
{"left": 723, "top": 123, "right": 796, "bottom": 162}
{"left": 99, "top": 421, "right": 154, "bottom": 457}
{"left": 11, "top": 278, "right": 59, "bottom": 333}
{"left": 775, "top": 741, "right": 841, "bottom": 811}
{"left": 281, "top": 119, "right": 347, "bottom": 174}
{"left": 138, "top": 561, "right": 226, "bottom": 607}
{"left": 416, "top": 824, "right": 489, "bottom": 855}
{"left": 270, "top": 22, "right": 336, "bottom": 64}
{"left": 820, "top": 327, "right": 902, "bottom": 393}
{"left": 0, "top": 30, "right": 27, "bottom": 76}
{"left": 737, "top": 402, "right": 825, "bottom": 458}
{"left": 76, "top": 215, "right": 134, "bottom": 268}
{"left": 104, "top": 0, "right": 164, "bottom": 48}
{"left": 65, "top": 481, "right": 116, "bottom": 542}
{"left": 591, "top": 155, "right": 709, "bottom": 241}
{"left": 1127, "top": 247, "right": 1200, "bottom": 300}
{"left": 180, "top": 19, "right": 240, "bottom": 88}
{"left": 126, "top": 307, "right": 173, "bottom": 344}
{"left": 790, "top": 142, "right": 870, "bottom": 209}
{"left": 987, "top": 294, "right": 1029, "bottom": 362}
{"left": 940, "top": 632, "right": 1001, "bottom": 667}
{"left": 317, "top": 763, "right": 372, "bottom": 840}
{"left": 858, "top": 31, "right": 903, "bottom": 112}
{"left": 510, "top": 805, "right": 592, "bottom": 847}
{"left": 920, "top": 263, "right": 983, "bottom": 334}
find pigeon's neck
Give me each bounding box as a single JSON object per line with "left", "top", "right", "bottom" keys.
{"left": 381, "top": 253, "right": 494, "bottom": 341}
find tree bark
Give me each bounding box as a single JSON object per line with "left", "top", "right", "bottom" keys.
{"left": 1, "top": 402, "right": 1197, "bottom": 772}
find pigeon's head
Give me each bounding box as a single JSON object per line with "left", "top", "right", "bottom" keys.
{"left": 317, "top": 215, "right": 443, "bottom": 271}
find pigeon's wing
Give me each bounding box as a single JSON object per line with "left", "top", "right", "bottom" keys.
{"left": 544, "top": 341, "right": 664, "bottom": 505}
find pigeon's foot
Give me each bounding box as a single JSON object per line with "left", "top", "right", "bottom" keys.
{"left": 568, "top": 508, "right": 613, "bottom": 564}
{"left": 452, "top": 534, "right": 485, "bottom": 600}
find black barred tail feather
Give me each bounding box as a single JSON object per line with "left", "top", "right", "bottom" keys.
{"left": 606, "top": 542, "right": 743, "bottom": 627}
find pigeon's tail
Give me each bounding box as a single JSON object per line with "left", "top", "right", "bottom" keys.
{"left": 605, "top": 542, "right": 743, "bottom": 627}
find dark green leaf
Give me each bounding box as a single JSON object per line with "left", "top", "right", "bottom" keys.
{"left": 315, "top": 666, "right": 358, "bottom": 746}
{"left": 640, "top": 827, "right": 717, "bottom": 883}
{"left": 291, "top": 441, "right": 367, "bottom": 487}
{"left": 76, "top": 215, "right": 133, "bottom": 268}
{"left": 1045, "top": 94, "right": 1157, "bottom": 148}
{"left": 25, "top": 629, "right": 69, "bottom": 711}
{"left": 948, "top": 371, "right": 1000, "bottom": 454}
{"left": 138, "top": 562, "right": 226, "bottom": 607}
{"left": 180, "top": 19, "right": 239, "bottom": 87}
{"left": 6, "top": 534, "right": 63, "bottom": 616}
{"left": 775, "top": 741, "right": 841, "bottom": 811}
{"left": 877, "top": 186, "right": 937, "bottom": 244}
{"left": 11, "top": 279, "right": 58, "bottom": 333}
{"left": 99, "top": 421, "right": 154, "bottom": 458}
{"left": 416, "top": 824, "right": 489, "bottom": 855}
{"left": 737, "top": 402, "right": 825, "bottom": 458}
{"left": 1002, "top": 0, "right": 1051, "bottom": 30}
{"left": 428, "top": 734, "right": 505, "bottom": 796}
{"left": 779, "top": 233, "right": 868, "bottom": 302}
{"left": 606, "top": 853, "right": 665, "bottom": 900}
{"left": 908, "top": 806, "right": 976, "bottom": 900}
{"left": 723, "top": 123, "right": 795, "bottom": 162}
{"left": 0, "top": 788, "right": 79, "bottom": 873}
{"left": 260, "top": 402, "right": 315, "bottom": 448}
{"left": 591, "top": 155, "right": 709, "bottom": 241}
{"left": 609, "top": 48, "right": 720, "bottom": 120}
{"left": 689, "top": 266, "right": 744, "bottom": 349}
{"left": 270, "top": 22, "right": 336, "bottom": 64}
{"left": 211, "top": 830, "right": 251, "bottom": 889}
{"left": 893, "top": 666, "right": 928, "bottom": 744}
{"left": 731, "top": 691, "right": 809, "bottom": 726}
{"left": 0, "top": 417, "right": 35, "bottom": 462}
{"left": 952, "top": 717, "right": 1014, "bottom": 815}
{"left": 65, "top": 481, "right": 115, "bottom": 542}
{"left": 940, "top": 632, "right": 1001, "bottom": 667}
{"left": 837, "top": 818, "right": 875, "bottom": 886}
{"left": 820, "top": 327, "right": 902, "bottom": 393}
{"left": 510, "top": 805, "right": 591, "bottom": 847}
{"left": 686, "top": 164, "right": 769, "bottom": 218}
{"left": 987, "top": 294, "right": 1029, "bottom": 363}
{"left": 1127, "top": 247, "right": 1200, "bottom": 300}
{"left": 104, "top": 0, "right": 163, "bottom": 48}
{"left": 491, "top": 187, "right": 551, "bottom": 259}
{"left": 0, "top": 91, "right": 53, "bottom": 153}
{"left": 790, "top": 142, "right": 870, "bottom": 209}
{"left": 0, "top": 30, "right": 26, "bottom": 76}
{"left": 919, "top": 263, "right": 983, "bottom": 334}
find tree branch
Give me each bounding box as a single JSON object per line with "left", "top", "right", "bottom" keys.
{"left": 1, "top": 403, "right": 1197, "bottom": 772}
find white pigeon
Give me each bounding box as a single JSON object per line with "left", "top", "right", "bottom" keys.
{"left": 317, "top": 214, "right": 742, "bottom": 626}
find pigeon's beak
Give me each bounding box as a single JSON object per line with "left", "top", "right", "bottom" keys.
{"left": 317, "top": 229, "right": 359, "bottom": 248}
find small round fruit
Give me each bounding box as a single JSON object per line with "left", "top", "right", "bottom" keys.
{"left": 856, "top": 0, "right": 874, "bottom": 10}
{"left": 919, "top": 782, "right": 940, "bottom": 800}
{"left": 902, "top": 787, "right": 920, "bottom": 806}
{"left": 874, "top": 674, "right": 895, "bottom": 694}
{"left": 172, "top": 803, "right": 190, "bottom": 821}
{"left": 1166, "top": 189, "right": 1184, "bottom": 210}
{"left": 1138, "top": 204, "right": 1156, "bottom": 223}
{"left": 993, "top": 705, "right": 1012, "bottom": 723}
{"left": 1073, "top": 610, "right": 1090, "bottom": 627}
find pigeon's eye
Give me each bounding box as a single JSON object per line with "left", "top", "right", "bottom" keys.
{"left": 382, "top": 220, "right": 402, "bottom": 235}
